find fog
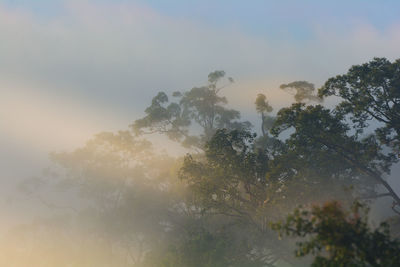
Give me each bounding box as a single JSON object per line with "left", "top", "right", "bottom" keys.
{"left": 1, "top": 1, "right": 400, "bottom": 266}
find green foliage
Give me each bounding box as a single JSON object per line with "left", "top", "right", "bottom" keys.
{"left": 143, "top": 227, "right": 263, "bottom": 267}
{"left": 271, "top": 103, "right": 398, "bottom": 207}
{"left": 178, "top": 129, "right": 294, "bottom": 264}
{"left": 280, "top": 81, "right": 322, "bottom": 103}
{"left": 131, "top": 91, "right": 193, "bottom": 144}
{"left": 179, "top": 129, "right": 270, "bottom": 221}
{"left": 132, "top": 71, "right": 251, "bottom": 148}
{"left": 319, "top": 57, "right": 400, "bottom": 155}
{"left": 12, "top": 58, "right": 400, "bottom": 266}
{"left": 272, "top": 201, "right": 400, "bottom": 266}
{"left": 179, "top": 128, "right": 358, "bottom": 265}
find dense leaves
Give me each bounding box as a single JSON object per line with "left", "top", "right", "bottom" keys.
{"left": 272, "top": 201, "right": 400, "bottom": 266}
{"left": 319, "top": 57, "right": 400, "bottom": 156}
{"left": 179, "top": 129, "right": 270, "bottom": 226}
{"left": 272, "top": 103, "right": 399, "bottom": 210}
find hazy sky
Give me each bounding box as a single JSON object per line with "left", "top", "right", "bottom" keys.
{"left": 1, "top": 1, "right": 400, "bottom": 223}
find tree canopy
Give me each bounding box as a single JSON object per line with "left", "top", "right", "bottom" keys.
{"left": 272, "top": 201, "right": 400, "bottom": 266}
{"left": 132, "top": 71, "right": 251, "bottom": 148}
{"left": 280, "top": 81, "right": 322, "bottom": 103}
{"left": 9, "top": 58, "right": 400, "bottom": 267}
{"left": 319, "top": 57, "right": 400, "bottom": 155}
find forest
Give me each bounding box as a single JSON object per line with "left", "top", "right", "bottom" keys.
{"left": 2, "top": 57, "right": 399, "bottom": 266}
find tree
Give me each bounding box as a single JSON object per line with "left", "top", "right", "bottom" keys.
{"left": 143, "top": 226, "right": 266, "bottom": 267}
{"left": 179, "top": 129, "right": 270, "bottom": 228}
{"left": 20, "top": 131, "right": 188, "bottom": 266}
{"left": 272, "top": 201, "right": 400, "bottom": 266}
{"left": 179, "top": 129, "right": 299, "bottom": 264}
{"left": 319, "top": 58, "right": 400, "bottom": 156}
{"left": 179, "top": 128, "right": 356, "bottom": 265}
{"left": 255, "top": 93, "right": 274, "bottom": 137}
{"left": 12, "top": 58, "right": 400, "bottom": 267}
{"left": 280, "top": 81, "right": 322, "bottom": 103}
{"left": 132, "top": 71, "right": 251, "bottom": 148}
{"left": 271, "top": 103, "right": 399, "bottom": 212}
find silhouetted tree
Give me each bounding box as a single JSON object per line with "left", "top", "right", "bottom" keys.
{"left": 319, "top": 57, "right": 400, "bottom": 157}
{"left": 255, "top": 93, "right": 274, "bottom": 137}
{"left": 280, "top": 81, "right": 322, "bottom": 103}
{"left": 272, "top": 103, "right": 399, "bottom": 211}
{"left": 132, "top": 71, "right": 251, "bottom": 148}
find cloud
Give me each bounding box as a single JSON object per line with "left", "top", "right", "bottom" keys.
{"left": 1, "top": 1, "right": 400, "bottom": 148}
{"left": 1, "top": 0, "right": 400, "bottom": 233}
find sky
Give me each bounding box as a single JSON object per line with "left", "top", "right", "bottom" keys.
{"left": 1, "top": 0, "right": 400, "bottom": 229}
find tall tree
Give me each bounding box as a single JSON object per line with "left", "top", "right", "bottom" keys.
{"left": 280, "top": 81, "right": 322, "bottom": 103}
{"left": 179, "top": 128, "right": 357, "bottom": 265}
{"left": 132, "top": 71, "right": 251, "bottom": 148}
{"left": 255, "top": 93, "right": 274, "bottom": 137}
{"left": 271, "top": 103, "right": 399, "bottom": 213}
{"left": 319, "top": 57, "right": 400, "bottom": 157}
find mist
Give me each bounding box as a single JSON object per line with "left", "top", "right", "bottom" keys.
{"left": 1, "top": 1, "right": 400, "bottom": 266}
